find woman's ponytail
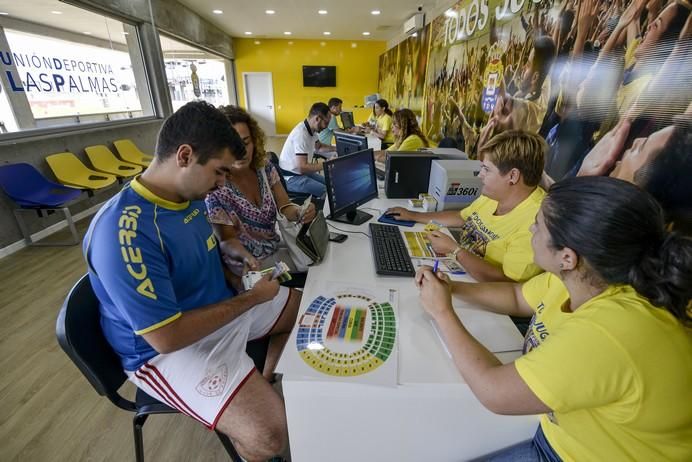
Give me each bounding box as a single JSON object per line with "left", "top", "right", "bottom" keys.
{"left": 629, "top": 233, "right": 692, "bottom": 325}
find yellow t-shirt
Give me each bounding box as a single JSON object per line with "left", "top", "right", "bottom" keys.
{"left": 517, "top": 273, "right": 692, "bottom": 462}
{"left": 387, "top": 134, "right": 427, "bottom": 152}
{"left": 368, "top": 113, "right": 395, "bottom": 143}
{"left": 457, "top": 188, "right": 545, "bottom": 281}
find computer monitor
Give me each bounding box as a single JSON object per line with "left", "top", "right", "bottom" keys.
{"left": 340, "top": 111, "right": 355, "bottom": 129}
{"left": 335, "top": 132, "right": 368, "bottom": 157}
{"left": 323, "top": 148, "right": 378, "bottom": 225}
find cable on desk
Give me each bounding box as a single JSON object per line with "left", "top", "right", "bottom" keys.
{"left": 327, "top": 223, "right": 371, "bottom": 239}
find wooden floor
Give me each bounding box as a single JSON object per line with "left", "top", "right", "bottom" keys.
{"left": 0, "top": 137, "right": 290, "bottom": 462}
{"left": 0, "top": 221, "right": 235, "bottom": 461}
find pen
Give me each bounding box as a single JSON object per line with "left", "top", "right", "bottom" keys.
{"left": 433, "top": 259, "right": 439, "bottom": 273}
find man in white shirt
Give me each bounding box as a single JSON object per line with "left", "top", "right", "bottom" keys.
{"left": 279, "top": 102, "right": 334, "bottom": 197}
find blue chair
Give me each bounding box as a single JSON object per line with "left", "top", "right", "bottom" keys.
{"left": 0, "top": 163, "right": 83, "bottom": 245}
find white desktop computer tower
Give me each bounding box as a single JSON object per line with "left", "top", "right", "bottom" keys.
{"left": 428, "top": 160, "right": 483, "bottom": 211}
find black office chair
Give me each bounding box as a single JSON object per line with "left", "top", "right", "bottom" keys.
{"left": 267, "top": 152, "right": 311, "bottom": 203}
{"left": 56, "top": 274, "right": 270, "bottom": 462}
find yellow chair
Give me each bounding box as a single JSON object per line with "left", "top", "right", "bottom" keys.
{"left": 85, "top": 145, "right": 143, "bottom": 178}
{"left": 113, "top": 139, "right": 153, "bottom": 167}
{"left": 46, "top": 152, "right": 117, "bottom": 190}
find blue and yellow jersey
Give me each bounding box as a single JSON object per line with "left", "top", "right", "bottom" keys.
{"left": 83, "top": 177, "right": 234, "bottom": 371}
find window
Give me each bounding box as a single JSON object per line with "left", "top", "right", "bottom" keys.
{"left": 0, "top": 1, "right": 153, "bottom": 135}
{"left": 160, "top": 34, "right": 235, "bottom": 111}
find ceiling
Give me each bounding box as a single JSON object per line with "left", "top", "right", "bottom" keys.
{"left": 176, "top": 0, "right": 449, "bottom": 41}
{"left": 0, "top": 0, "right": 129, "bottom": 44}
{"left": 0, "top": 0, "right": 455, "bottom": 45}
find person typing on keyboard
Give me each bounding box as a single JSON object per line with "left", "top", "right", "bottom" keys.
{"left": 387, "top": 130, "right": 547, "bottom": 282}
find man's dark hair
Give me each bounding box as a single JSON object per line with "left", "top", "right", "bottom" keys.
{"left": 327, "top": 97, "right": 343, "bottom": 108}
{"left": 308, "top": 102, "right": 330, "bottom": 118}
{"left": 155, "top": 100, "right": 246, "bottom": 164}
{"left": 635, "top": 118, "right": 692, "bottom": 235}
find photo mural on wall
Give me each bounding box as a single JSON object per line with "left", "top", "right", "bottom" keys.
{"left": 376, "top": 0, "right": 688, "bottom": 160}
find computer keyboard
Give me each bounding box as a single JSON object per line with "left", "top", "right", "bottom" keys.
{"left": 369, "top": 223, "right": 415, "bottom": 276}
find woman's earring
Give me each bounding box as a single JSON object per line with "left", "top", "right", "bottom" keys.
{"left": 559, "top": 263, "right": 564, "bottom": 269}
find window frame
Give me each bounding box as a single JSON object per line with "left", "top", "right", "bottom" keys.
{"left": 0, "top": 10, "right": 157, "bottom": 142}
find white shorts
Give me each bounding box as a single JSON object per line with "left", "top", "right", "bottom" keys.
{"left": 127, "top": 286, "right": 290, "bottom": 429}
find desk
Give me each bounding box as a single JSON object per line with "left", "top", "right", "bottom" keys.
{"left": 277, "top": 193, "right": 539, "bottom": 461}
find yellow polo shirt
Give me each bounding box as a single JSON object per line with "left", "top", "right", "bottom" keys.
{"left": 457, "top": 187, "right": 545, "bottom": 281}
{"left": 517, "top": 273, "right": 692, "bottom": 461}
{"left": 387, "top": 134, "right": 427, "bottom": 152}
{"left": 368, "top": 113, "right": 395, "bottom": 144}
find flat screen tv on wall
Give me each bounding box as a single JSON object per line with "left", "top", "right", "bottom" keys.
{"left": 303, "top": 66, "right": 336, "bottom": 87}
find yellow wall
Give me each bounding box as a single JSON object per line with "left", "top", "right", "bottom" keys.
{"left": 234, "top": 38, "right": 386, "bottom": 134}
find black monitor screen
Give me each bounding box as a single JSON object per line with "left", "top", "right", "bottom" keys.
{"left": 335, "top": 132, "right": 368, "bottom": 157}
{"left": 324, "top": 149, "right": 378, "bottom": 219}
{"left": 303, "top": 66, "right": 336, "bottom": 87}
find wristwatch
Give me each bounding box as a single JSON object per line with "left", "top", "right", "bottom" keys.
{"left": 447, "top": 246, "right": 462, "bottom": 260}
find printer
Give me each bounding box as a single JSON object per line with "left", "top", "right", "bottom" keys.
{"left": 428, "top": 159, "right": 483, "bottom": 210}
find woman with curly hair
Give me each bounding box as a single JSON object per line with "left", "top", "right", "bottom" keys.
{"left": 205, "top": 105, "right": 316, "bottom": 277}
{"left": 375, "top": 108, "right": 430, "bottom": 162}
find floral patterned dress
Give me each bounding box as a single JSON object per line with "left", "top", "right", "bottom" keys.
{"left": 205, "top": 163, "right": 282, "bottom": 272}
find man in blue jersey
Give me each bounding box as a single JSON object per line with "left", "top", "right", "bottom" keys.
{"left": 84, "top": 101, "right": 299, "bottom": 462}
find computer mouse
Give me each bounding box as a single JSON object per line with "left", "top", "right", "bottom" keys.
{"left": 384, "top": 212, "right": 400, "bottom": 219}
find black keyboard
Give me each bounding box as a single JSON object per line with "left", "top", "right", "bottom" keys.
{"left": 369, "top": 223, "right": 415, "bottom": 276}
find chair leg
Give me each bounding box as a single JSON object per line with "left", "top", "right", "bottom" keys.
{"left": 215, "top": 430, "right": 243, "bottom": 462}
{"left": 12, "top": 209, "right": 33, "bottom": 246}
{"left": 133, "top": 414, "right": 148, "bottom": 462}
{"left": 12, "top": 207, "right": 80, "bottom": 246}
{"left": 62, "top": 207, "right": 80, "bottom": 245}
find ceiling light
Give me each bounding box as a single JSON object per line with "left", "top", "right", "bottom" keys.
{"left": 323, "top": 31, "right": 331, "bottom": 36}
{"left": 362, "top": 32, "right": 371, "bottom": 36}
{"left": 0, "top": 12, "right": 9, "bottom": 16}
{"left": 265, "top": 9, "right": 275, "bottom": 15}
{"left": 283, "top": 31, "right": 292, "bottom": 35}
{"left": 51, "top": 11, "right": 63, "bottom": 15}
{"left": 212, "top": 9, "right": 223, "bottom": 15}
{"left": 371, "top": 10, "right": 381, "bottom": 15}
{"left": 444, "top": 10, "right": 456, "bottom": 18}
{"left": 244, "top": 31, "right": 252, "bottom": 35}
{"left": 123, "top": 32, "right": 129, "bottom": 35}
{"left": 83, "top": 31, "right": 92, "bottom": 35}
{"left": 318, "top": 10, "right": 327, "bottom": 15}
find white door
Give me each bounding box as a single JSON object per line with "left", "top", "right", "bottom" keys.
{"left": 243, "top": 72, "right": 276, "bottom": 136}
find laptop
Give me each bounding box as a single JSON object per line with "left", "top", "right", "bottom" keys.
{"left": 296, "top": 211, "right": 329, "bottom": 263}
{"left": 340, "top": 111, "right": 355, "bottom": 130}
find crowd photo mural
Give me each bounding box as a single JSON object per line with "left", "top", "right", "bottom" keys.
{"left": 378, "top": 0, "right": 692, "bottom": 181}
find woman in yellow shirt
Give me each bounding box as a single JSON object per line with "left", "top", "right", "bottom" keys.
{"left": 365, "top": 99, "right": 395, "bottom": 147}
{"left": 388, "top": 130, "right": 547, "bottom": 282}
{"left": 374, "top": 108, "right": 430, "bottom": 162}
{"left": 417, "top": 176, "right": 692, "bottom": 461}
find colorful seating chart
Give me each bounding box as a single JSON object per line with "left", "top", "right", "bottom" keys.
{"left": 295, "top": 289, "right": 397, "bottom": 380}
